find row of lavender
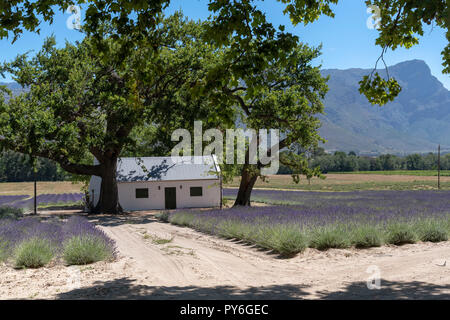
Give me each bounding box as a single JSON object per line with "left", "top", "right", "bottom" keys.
{"left": 223, "top": 188, "right": 450, "bottom": 214}
{"left": 0, "top": 193, "right": 84, "bottom": 209}
{"left": 163, "top": 189, "right": 450, "bottom": 255}
{"left": 0, "top": 216, "right": 116, "bottom": 267}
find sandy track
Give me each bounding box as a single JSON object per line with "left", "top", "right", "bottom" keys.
{"left": 107, "top": 219, "right": 450, "bottom": 299}
{"left": 1, "top": 215, "right": 449, "bottom": 299}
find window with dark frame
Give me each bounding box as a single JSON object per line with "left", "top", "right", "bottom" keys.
{"left": 190, "top": 187, "right": 203, "bottom": 197}
{"left": 135, "top": 188, "right": 149, "bottom": 199}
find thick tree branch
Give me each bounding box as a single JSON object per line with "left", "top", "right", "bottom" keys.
{"left": 223, "top": 86, "right": 251, "bottom": 115}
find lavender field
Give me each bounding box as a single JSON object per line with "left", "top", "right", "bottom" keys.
{"left": 0, "top": 193, "right": 84, "bottom": 209}
{"left": 0, "top": 216, "right": 116, "bottom": 267}
{"left": 224, "top": 188, "right": 450, "bottom": 209}
{"left": 163, "top": 189, "right": 450, "bottom": 255}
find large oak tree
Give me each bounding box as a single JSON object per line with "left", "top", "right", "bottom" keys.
{"left": 0, "top": 13, "right": 230, "bottom": 213}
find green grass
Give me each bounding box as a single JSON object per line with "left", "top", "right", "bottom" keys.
{"left": 37, "top": 201, "right": 82, "bottom": 209}
{"left": 142, "top": 232, "right": 174, "bottom": 245}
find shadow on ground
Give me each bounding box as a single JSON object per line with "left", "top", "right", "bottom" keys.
{"left": 56, "top": 277, "right": 309, "bottom": 300}
{"left": 56, "top": 277, "right": 450, "bottom": 300}
{"left": 87, "top": 214, "right": 158, "bottom": 227}
{"left": 317, "top": 280, "right": 450, "bottom": 299}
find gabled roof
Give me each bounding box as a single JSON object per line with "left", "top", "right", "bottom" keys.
{"left": 115, "top": 156, "right": 220, "bottom": 182}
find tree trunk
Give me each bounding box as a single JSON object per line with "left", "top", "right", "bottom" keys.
{"left": 93, "top": 157, "right": 122, "bottom": 214}
{"left": 234, "top": 164, "right": 258, "bottom": 206}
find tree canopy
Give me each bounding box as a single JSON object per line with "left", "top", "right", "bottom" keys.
{"left": 0, "top": 0, "right": 448, "bottom": 209}
{"left": 1, "top": 0, "right": 447, "bottom": 105}
{"left": 203, "top": 4, "right": 329, "bottom": 204}
{"left": 0, "top": 13, "right": 231, "bottom": 212}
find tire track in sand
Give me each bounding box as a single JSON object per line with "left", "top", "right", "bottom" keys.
{"left": 103, "top": 224, "right": 190, "bottom": 286}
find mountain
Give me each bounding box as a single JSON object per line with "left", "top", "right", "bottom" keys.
{"left": 0, "top": 82, "right": 27, "bottom": 102}
{"left": 2, "top": 60, "right": 450, "bottom": 155}
{"left": 320, "top": 60, "right": 450, "bottom": 155}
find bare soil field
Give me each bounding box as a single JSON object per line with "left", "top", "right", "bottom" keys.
{"left": 2, "top": 172, "right": 448, "bottom": 197}
{"left": 0, "top": 181, "right": 83, "bottom": 196}
{"left": 1, "top": 212, "right": 449, "bottom": 300}
{"left": 323, "top": 173, "right": 450, "bottom": 183}
{"left": 226, "top": 174, "right": 450, "bottom": 191}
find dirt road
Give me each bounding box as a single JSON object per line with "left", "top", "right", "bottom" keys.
{"left": 1, "top": 214, "right": 449, "bottom": 299}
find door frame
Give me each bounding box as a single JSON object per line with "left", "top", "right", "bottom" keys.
{"left": 164, "top": 187, "right": 177, "bottom": 209}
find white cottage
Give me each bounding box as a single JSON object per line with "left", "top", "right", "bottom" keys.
{"left": 89, "top": 155, "right": 222, "bottom": 211}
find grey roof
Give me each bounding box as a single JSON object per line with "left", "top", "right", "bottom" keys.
{"left": 116, "top": 156, "right": 220, "bottom": 182}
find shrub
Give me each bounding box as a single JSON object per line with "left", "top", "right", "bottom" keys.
{"left": 169, "top": 212, "right": 196, "bottom": 227}
{"left": 14, "top": 238, "right": 54, "bottom": 268}
{"left": 310, "top": 226, "right": 350, "bottom": 250}
{"left": 251, "top": 226, "right": 278, "bottom": 250}
{"left": 0, "top": 207, "right": 23, "bottom": 220}
{"left": 386, "top": 223, "right": 417, "bottom": 245}
{"left": 217, "top": 220, "right": 252, "bottom": 241}
{"left": 63, "top": 235, "right": 114, "bottom": 265}
{"left": 155, "top": 211, "right": 170, "bottom": 222}
{"left": 271, "top": 226, "right": 307, "bottom": 256}
{"left": 351, "top": 225, "right": 383, "bottom": 248}
{"left": 416, "top": 220, "right": 448, "bottom": 243}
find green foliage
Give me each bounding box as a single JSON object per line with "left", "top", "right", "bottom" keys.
{"left": 211, "top": 12, "right": 329, "bottom": 200}
{"left": 0, "top": 13, "right": 234, "bottom": 212}
{"left": 217, "top": 220, "right": 251, "bottom": 240}
{"left": 0, "top": 0, "right": 447, "bottom": 108}
{"left": 306, "top": 151, "right": 448, "bottom": 174}
{"left": 365, "top": 0, "right": 448, "bottom": 62}
{"left": 1, "top": 0, "right": 447, "bottom": 210}
{"left": 166, "top": 209, "right": 450, "bottom": 258}
{"left": 309, "top": 226, "right": 351, "bottom": 250}
{"left": 0, "top": 151, "right": 68, "bottom": 182}
{"left": 168, "top": 211, "right": 196, "bottom": 227}
{"left": 14, "top": 238, "right": 54, "bottom": 268}
{"left": 351, "top": 225, "right": 383, "bottom": 248}
{"left": 386, "top": 223, "right": 417, "bottom": 245}
{"left": 155, "top": 211, "right": 170, "bottom": 223}
{"left": 270, "top": 226, "right": 307, "bottom": 256}
{"left": 359, "top": 73, "right": 402, "bottom": 105}
{"left": 362, "top": 0, "right": 448, "bottom": 104}
{"left": 415, "top": 219, "right": 448, "bottom": 243}
{"left": 0, "top": 1, "right": 170, "bottom": 52}
{"left": 0, "top": 207, "right": 23, "bottom": 220}
{"left": 63, "top": 235, "right": 113, "bottom": 265}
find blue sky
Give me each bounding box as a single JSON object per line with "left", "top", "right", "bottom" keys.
{"left": 1, "top": 0, "right": 449, "bottom": 89}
